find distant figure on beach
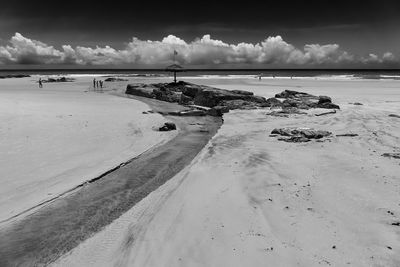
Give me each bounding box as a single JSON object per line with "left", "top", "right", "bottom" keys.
{"left": 93, "top": 78, "right": 96, "bottom": 89}
{"left": 100, "top": 80, "right": 103, "bottom": 89}
{"left": 96, "top": 80, "right": 99, "bottom": 88}
{"left": 38, "top": 78, "right": 43, "bottom": 88}
{"left": 259, "top": 75, "right": 262, "bottom": 80}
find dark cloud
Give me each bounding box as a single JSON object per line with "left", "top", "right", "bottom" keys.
{"left": 1, "top": 0, "right": 400, "bottom": 67}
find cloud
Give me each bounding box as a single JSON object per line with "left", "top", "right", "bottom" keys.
{"left": 0, "top": 32, "right": 398, "bottom": 67}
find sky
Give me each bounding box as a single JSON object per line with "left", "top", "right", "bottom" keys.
{"left": 0, "top": 0, "right": 400, "bottom": 68}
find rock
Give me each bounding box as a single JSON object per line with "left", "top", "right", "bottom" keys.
{"left": 389, "top": 114, "right": 400, "bottom": 118}
{"left": 159, "top": 122, "right": 176, "bottom": 131}
{"left": 126, "top": 84, "right": 155, "bottom": 98}
{"left": 271, "top": 128, "right": 293, "bottom": 136}
{"left": 267, "top": 107, "right": 307, "bottom": 117}
{"left": 317, "top": 102, "right": 340, "bottom": 109}
{"left": 318, "top": 95, "right": 332, "bottom": 104}
{"left": 382, "top": 153, "right": 400, "bottom": 159}
{"left": 265, "top": 97, "right": 283, "bottom": 107}
{"left": 179, "top": 93, "right": 194, "bottom": 105}
{"left": 352, "top": 102, "right": 363, "bottom": 105}
{"left": 275, "top": 90, "right": 315, "bottom": 99}
{"left": 271, "top": 127, "right": 331, "bottom": 142}
{"left": 178, "top": 110, "right": 207, "bottom": 116}
{"left": 104, "top": 77, "right": 128, "bottom": 82}
{"left": 231, "top": 90, "right": 254, "bottom": 96}
{"left": 278, "top": 136, "right": 311, "bottom": 143}
{"left": 207, "top": 106, "right": 230, "bottom": 116}
{"left": 44, "top": 77, "right": 75, "bottom": 83}
{"left": 181, "top": 84, "right": 204, "bottom": 97}
{"left": 275, "top": 89, "right": 339, "bottom": 110}
{"left": 315, "top": 110, "right": 336, "bottom": 116}
{"left": 336, "top": 133, "right": 358, "bottom": 137}
{"left": 153, "top": 88, "right": 181, "bottom": 103}
{"left": 0, "top": 74, "right": 30, "bottom": 79}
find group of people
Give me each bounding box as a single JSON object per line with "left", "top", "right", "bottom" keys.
{"left": 93, "top": 78, "right": 104, "bottom": 90}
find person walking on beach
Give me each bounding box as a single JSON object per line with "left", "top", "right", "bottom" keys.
{"left": 38, "top": 78, "right": 43, "bottom": 88}
{"left": 96, "top": 80, "right": 99, "bottom": 89}
{"left": 100, "top": 80, "right": 103, "bottom": 89}
{"left": 93, "top": 78, "right": 96, "bottom": 90}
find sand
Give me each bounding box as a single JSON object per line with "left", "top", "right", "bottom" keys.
{"left": 53, "top": 77, "right": 400, "bottom": 267}
{"left": 0, "top": 76, "right": 175, "bottom": 224}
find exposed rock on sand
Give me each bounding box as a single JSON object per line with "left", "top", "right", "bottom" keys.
{"left": 382, "top": 153, "right": 400, "bottom": 159}
{"left": 388, "top": 114, "right": 400, "bottom": 118}
{"left": 266, "top": 107, "right": 307, "bottom": 117}
{"left": 336, "top": 133, "right": 359, "bottom": 137}
{"left": 44, "top": 77, "right": 75, "bottom": 83}
{"left": 104, "top": 77, "right": 129, "bottom": 82}
{"left": 126, "top": 81, "right": 270, "bottom": 116}
{"left": 159, "top": 122, "right": 177, "bottom": 131}
{"left": 0, "top": 74, "right": 30, "bottom": 79}
{"left": 275, "top": 89, "right": 340, "bottom": 109}
{"left": 271, "top": 127, "right": 332, "bottom": 142}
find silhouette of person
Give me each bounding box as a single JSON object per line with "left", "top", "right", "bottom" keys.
{"left": 93, "top": 78, "right": 96, "bottom": 89}
{"left": 100, "top": 80, "right": 103, "bottom": 89}
{"left": 38, "top": 78, "right": 43, "bottom": 88}
{"left": 96, "top": 80, "right": 99, "bottom": 88}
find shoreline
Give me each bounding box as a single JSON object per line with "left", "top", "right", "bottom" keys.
{"left": 0, "top": 94, "right": 222, "bottom": 266}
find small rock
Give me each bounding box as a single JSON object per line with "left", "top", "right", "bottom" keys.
{"left": 336, "top": 133, "right": 358, "bottom": 137}
{"left": 389, "top": 114, "right": 400, "bottom": 118}
{"left": 159, "top": 122, "right": 176, "bottom": 131}
{"left": 382, "top": 153, "right": 400, "bottom": 159}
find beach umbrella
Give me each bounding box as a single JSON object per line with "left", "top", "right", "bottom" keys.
{"left": 165, "top": 63, "right": 185, "bottom": 83}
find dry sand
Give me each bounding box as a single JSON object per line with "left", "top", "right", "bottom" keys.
{"left": 0, "top": 76, "right": 175, "bottom": 223}
{"left": 53, "top": 77, "right": 400, "bottom": 267}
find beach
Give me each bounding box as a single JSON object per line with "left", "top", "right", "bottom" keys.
{"left": 1, "top": 74, "right": 400, "bottom": 266}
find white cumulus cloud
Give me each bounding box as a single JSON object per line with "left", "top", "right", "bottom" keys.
{"left": 0, "top": 32, "right": 397, "bottom": 67}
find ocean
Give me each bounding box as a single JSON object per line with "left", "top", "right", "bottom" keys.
{"left": 1, "top": 69, "right": 400, "bottom": 80}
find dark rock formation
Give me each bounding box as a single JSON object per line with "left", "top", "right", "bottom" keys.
{"left": 104, "top": 77, "right": 128, "bottom": 82}
{"left": 44, "top": 77, "right": 75, "bottom": 83}
{"left": 336, "top": 133, "right": 358, "bottom": 137}
{"left": 179, "top": 93, "right": 194, "bottom": 105}
{"left": 315, "top": 110, "right": 337, "bottom": 116}
{"left": 275, "top": 90, "right": 340, "bottom": 109}
{"left": 267, "top": 107, "right": 307, "bottom": 117}
{"left": 159, "top": 122, "right": 176, "bottom": 131}
{"left": 125, "top": 83, "right": 338, "bottom": 118}
{"left": 265, "top": 97, "right": 283, "bottom": 107}
{"left": 126, "top": 84, "right": 155, "bottom": 98}
{"left": 0, "top": 74, "right": 30, "bottom": 79}
{"left": 389, "top": 114, "right": 400, "bottom": 118}
{"left": 126, "top": 81, "right": 270, "bottom": 116}
{"left": 231, "top": 90, "right": 254, "bottom": 96}
{"left": 153, "top": 88, "right": 181, "bottom": 103}
{"left": 271, "top": 127, "right": 332, "bottom": 142}
{"left": 382, "top": 153, "right": 400, "bottom": 159}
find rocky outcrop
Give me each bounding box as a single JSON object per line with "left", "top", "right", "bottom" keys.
{"left": 271, "top": 127, "right": 332, "bottom": 142}
{"left": 44, "top": 77, "right": 75, "bottom": 83}
{"left": 104, "top": 77, "right": 128, "bottom": 82}
{"left": 159, "top": 122, "right": 176, "bottom": 131}
{"left": 126, "top": 82, "right": 269, "bottom": 116}
{"left": 382, "top": 153, "right": 400, "bottom": 159}
{"left": 125, "top": 83, "right": 339, "bottom": 117}
{"left": 275, "top": 90, "right": 340, "bottom": 109}
{"left": 126, "top": 84, "right": 155, "bottom": 98}
{"left": 0, "top": 74, "right": 30, "bottom": 79}
{"left": 267, "top": 107, "right": 307, "bottom": 117}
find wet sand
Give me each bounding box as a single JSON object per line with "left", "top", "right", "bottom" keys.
{"left": 0, "top": 95, "right": 222, "bottom": 266}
